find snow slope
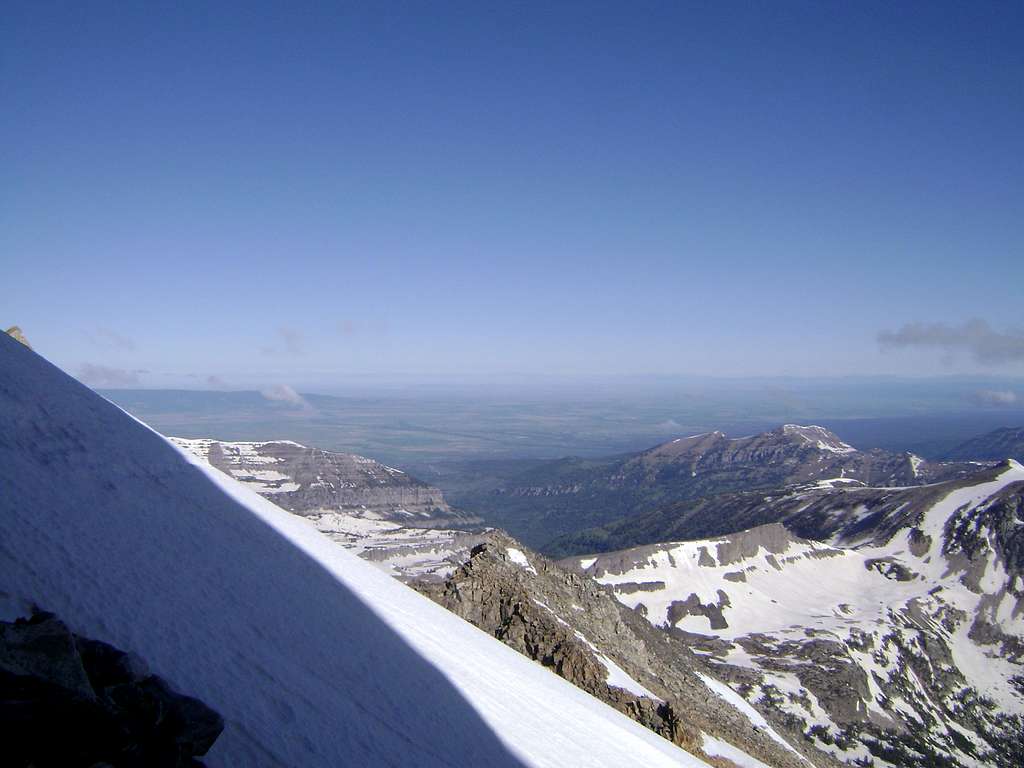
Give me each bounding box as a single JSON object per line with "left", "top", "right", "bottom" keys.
{"left": 573, "top": 466, "right": 1024, "bottom": 766}
{"left": 0, "top": 333, "right": 707, "bottom": 768}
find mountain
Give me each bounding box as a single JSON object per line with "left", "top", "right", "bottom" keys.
{"left": 944, "top": 426, "right": 1024, "bottom": 463}
{"left": 562, "top": 462, "right": 1024, "bottom": 767}
{"left": 168, "top": 437, "right": 487, "bottom": 583}
{"left": 169, "top": 437, "right": 463, "bottom": 524}
{"left": 460, "top": 425, "right": 984, "bottom": 552}
{"left": 549, "top": 465, "right": 1013, "bottom": 557}
{"left": 0, "top": 332, "right": 714, "bottom": 767}
{"left": 417, "top": 530, "right": 840, "bottom": 768}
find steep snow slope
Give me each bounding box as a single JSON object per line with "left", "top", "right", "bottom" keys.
{"left": 0, "top": 334, "right": 708, "bottom": 768}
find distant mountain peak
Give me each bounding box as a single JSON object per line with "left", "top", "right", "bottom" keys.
{"left": 775, "top": 423, "right": 857, "bottom": 453}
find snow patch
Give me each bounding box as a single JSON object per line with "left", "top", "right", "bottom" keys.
{"left": 506, "top": 547, "right": 538, "bottom": 575}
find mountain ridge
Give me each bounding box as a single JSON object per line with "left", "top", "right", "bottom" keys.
{"left": 462, "top": 425, "right": 986, "bottom": 552}
{"left": 944, "top": 426, "right": 1024, "bottom": 463}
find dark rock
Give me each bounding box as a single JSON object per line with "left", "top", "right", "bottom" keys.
{"left": 0, "top": 609, "right": 223, "bottom": 768}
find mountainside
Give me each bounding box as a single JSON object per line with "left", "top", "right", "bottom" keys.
{"left": 169, "top": 437, "right": 460, "bottom": 524}
{"left": 417, "top": 530, "right": 840, "bottom": 768}
{"left": 0, "top": 332, "right": 713, "bottom": 767}
{"left": 944, "top": 426, "right": 1024, "bottom": 463}
{"left": 462, "top": 425, "right": 984, "bottom": 552}
{"left": 563, "top": 463, "right": 1024, "bottom": 767}
{"left": 169, "top": 438, "right": 486, "bottom": 583}
{"left": 549, "top": 465, "right": 1013, "bottom": 557}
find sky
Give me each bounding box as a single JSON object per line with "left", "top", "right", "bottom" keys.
{"left": 3, "top": 1, "right": 1023, "bottom": 390}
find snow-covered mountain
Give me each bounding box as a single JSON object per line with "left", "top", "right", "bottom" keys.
{"left": 0, "top": 332, "right": 714, "bottom": 767}
{"left": 565, "top": 464, "right": 1024, "bottom": 767}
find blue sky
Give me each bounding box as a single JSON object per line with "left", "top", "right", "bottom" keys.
{"left": 3, "top": 1, "right": 1023, "bottom": 389}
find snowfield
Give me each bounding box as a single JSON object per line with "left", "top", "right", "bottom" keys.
{"left": 0, "top": 334, "right": 708, "bottom": 768}
{"left": 575, "top": 459, "right": 1024, "bottom": 766}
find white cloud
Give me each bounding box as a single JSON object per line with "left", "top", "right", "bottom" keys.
{"left": 972, "top": 389, "right": 1018, "bottom": 406}
{"left": 261, "top": 327, "right": 304, "bottom": 357}
{"left": 260, "top": 384, "right": 312, "bottom": 410}
{"left": 878, "top": 319, "right": 1024, "bottom": 365}
{"left": 78, "top": 363, "right": 144, "bottom": 387}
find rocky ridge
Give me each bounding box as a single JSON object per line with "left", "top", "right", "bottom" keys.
{"left": 550, "top": 464, "right": 1009, "bottom": 557}
{"left": 417, "top": 531, "right": 840, "bottom": 768}
{"left": 473, "top": 425, "right": 984, "bottom": 552}
{"left": 944, "top": 426, "right": 1024, "bottom": 463}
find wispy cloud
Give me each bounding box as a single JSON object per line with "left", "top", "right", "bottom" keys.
{"left": 261, "top": 327, "right": 304, "bottom": 357}
{"left": 206, "top": 375, "right": 228, "bottom": 388}
{"left": 78, "top": 363, "right": 145, "bottom": 386}
{"left": 87, "top": 328, "right": 137, "bottom": 351}
{"left": 971, "top": 389, "right": 1018, "bottom": 407}
{"left": 261, "top": 384, "right": 312, "bottom": 410}
{"left": 878, "top": 319, "right": 1024, "bottom": 365}
{"left": 336, "top": 317, "right": 391, "bottom": 337}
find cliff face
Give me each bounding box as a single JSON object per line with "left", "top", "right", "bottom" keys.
{"left": 170, "top": 438, "right": 462, "bottom": 525}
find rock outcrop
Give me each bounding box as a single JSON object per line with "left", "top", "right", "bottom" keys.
{"left": 417, "top": 531, "right": 834, "bottom": 768}
{"left": 1, "top": 609, "right": 223, "bottom": 767}
{"left": 4, "top": 325, "right": 31, "bottom": 349}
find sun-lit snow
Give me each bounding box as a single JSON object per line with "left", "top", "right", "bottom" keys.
{"left": 697, "top": 674, "right": 808, "bottom": 761}
{"left": 506, "top": 547, "right": 538, "bottom": 575}
{"left": 581, "top": 458, "right": 1024, "bottom": 766}
{"left": 0, "top": 334, "right": 710, "bottom": 768}
{"left": 701, "top": 733, "right": 772, "bottom": 768}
